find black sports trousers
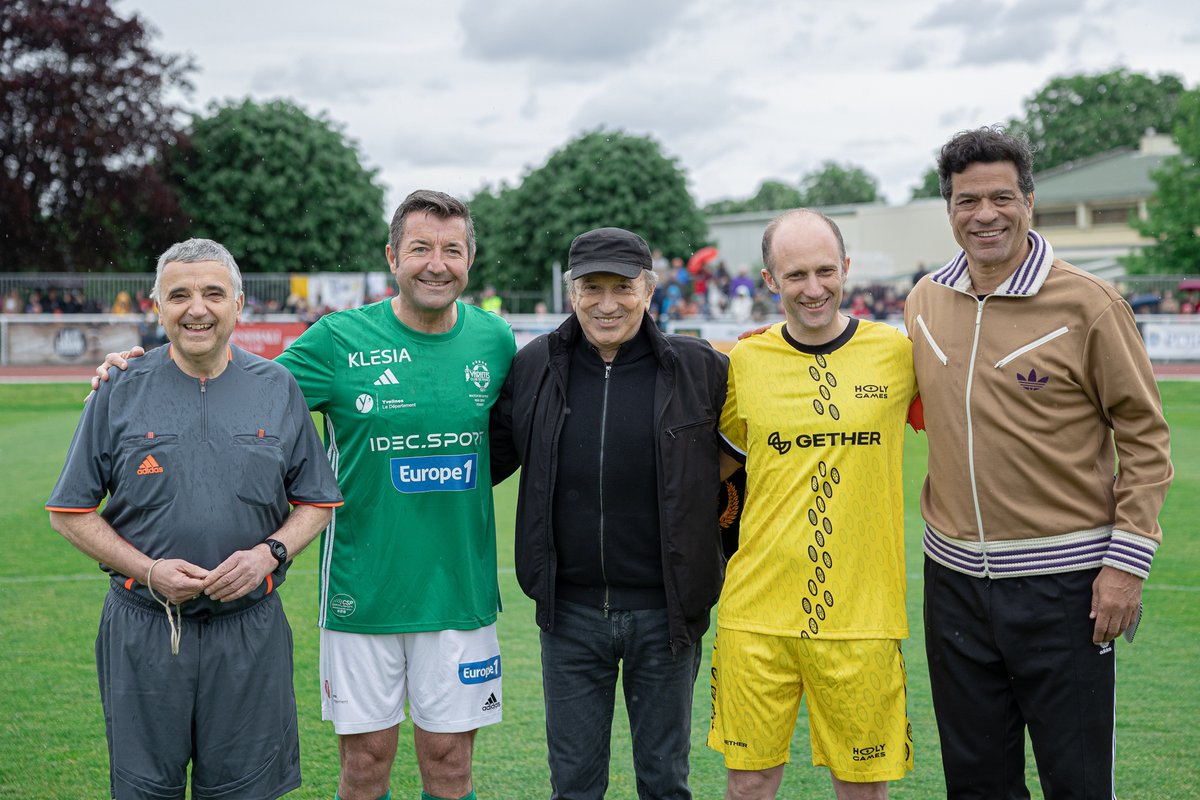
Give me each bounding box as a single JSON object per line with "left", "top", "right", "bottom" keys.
{"left": 924, "top": 559, "right": 1117, "bottom": 800}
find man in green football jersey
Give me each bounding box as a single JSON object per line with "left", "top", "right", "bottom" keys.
{"left": 93, "top": 191, "right": 514, "bottom": 800}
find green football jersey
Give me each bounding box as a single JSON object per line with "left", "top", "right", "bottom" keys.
{"left": 278, "top": 300, "right": 516, "bottom": 633}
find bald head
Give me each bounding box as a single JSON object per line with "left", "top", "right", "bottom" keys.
{"left": 762, "top": 209, "right": 846, "bottom": 277}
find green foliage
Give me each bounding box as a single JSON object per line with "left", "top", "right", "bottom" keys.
{"left": 173, "top": 99, "right": 388, "bottom": 273}
{"left": 1009, "top": 68, "right": 1187, "bottom": 172}
{"left": 1124, "top": 89, "right": 1200, "bottom": 275}
{"left": 704, "top": 179, "right": 804, "bottom": 215}
{"left": 465, "top": 181, "right": 521, "bottom": 293}
{"left": 799, "top": 160, "right": 882, "bottom": 206}
{"left": 0, "top": 0, "right": 193, "bottom": 271}
{"left": 470, "top": 130, "right": 709, "bottom": 291}
{"left": 910, "top": 166, "right": 942, "bottom": 200}
{"left": 704, "top": 163, "right": 882, "bottom": 216}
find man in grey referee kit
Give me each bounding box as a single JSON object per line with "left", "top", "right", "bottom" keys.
{"left": 48, "top": 238, "right": 343, "bottom": 800}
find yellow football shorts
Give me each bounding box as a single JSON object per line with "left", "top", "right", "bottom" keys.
{"left": 707, "top": 627, "right": 913, "bottom": 782}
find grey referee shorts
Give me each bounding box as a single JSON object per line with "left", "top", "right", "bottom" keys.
{"left": 96, "top": 585, "right": 300, "bottom": 800}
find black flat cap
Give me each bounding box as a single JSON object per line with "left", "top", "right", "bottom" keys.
{"left": 568, "top": 227, "right": 652, "bottom": 279}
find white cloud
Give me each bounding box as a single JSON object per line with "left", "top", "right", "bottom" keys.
{"left": 459, "top": 0, "right": 689, "bottom": 64}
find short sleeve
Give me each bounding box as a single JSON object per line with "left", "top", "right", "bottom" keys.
{"left": 275, "top": 318, "right": 335, "bottom": 411}
{"left": 47, "top": 381, "right": 113, "bottom": 512}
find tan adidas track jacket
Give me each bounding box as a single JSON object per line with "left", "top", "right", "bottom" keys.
{"left": 905, "top": 231, "right": 1172, "bottom": 579}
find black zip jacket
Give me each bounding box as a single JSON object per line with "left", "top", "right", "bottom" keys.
{"left": 490, "top": 313, "right": 729, "bottom": 654}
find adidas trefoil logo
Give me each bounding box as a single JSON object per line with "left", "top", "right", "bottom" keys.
{"left": 374, "top": 368, "right": 399, "bottom": 386}
{"left": 136, "top": 455, "right": 164, "bottom": 475}
{"left": 1017, "top": 368, "right": 1049, "bottom": 391}
{"left": 481, "top": 692, "right": 501, "bottom": 712}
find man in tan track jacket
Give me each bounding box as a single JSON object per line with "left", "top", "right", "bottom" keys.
{"left": 905, "top": 126, "right": 1172, "bottom": 800}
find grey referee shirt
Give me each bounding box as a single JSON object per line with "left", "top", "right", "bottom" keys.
{"left": 48, "top": 344, "right": 342, "bottom": 615}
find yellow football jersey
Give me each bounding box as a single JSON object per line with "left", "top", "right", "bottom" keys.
{"left": 719, "top": 319, "right": 917, "bottom": 639}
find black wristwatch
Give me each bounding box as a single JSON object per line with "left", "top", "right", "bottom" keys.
{"left": 264, "top": 538, "right": 288, "bottom": 565}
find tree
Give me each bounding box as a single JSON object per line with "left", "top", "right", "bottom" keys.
{"left": 466, "top": 181, "right": 521, "bottom": 291}
{"left": 173, "top": 99, "right": 387, "bottom": 273}
{"left": 473, "top": 130, "right": 708, "bottom": 291}
{"left": 1009, "top": 68, "right": 1187, "bottom": 172}
{"left": 1124, "top": 89, "right": 1200, "bottom": 276}
{"left": 0, "top": 0, "right": 193, "bottom": 271}
{"left": 799, "top": 161, "right": 881, "bottom": 206}
{"left": 704, "top": 179, "right": 803, "bottom": 215}
{"left": 910, "top": 167, "right": 942, "bottom": 200}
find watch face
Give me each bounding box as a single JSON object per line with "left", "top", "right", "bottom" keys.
{"left": 268, "top": 540, "right": 288, "bottom": 564}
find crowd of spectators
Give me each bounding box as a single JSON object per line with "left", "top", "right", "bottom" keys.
{"left": 3, "top": 287, "right": 110, "bottom": 314}
{"left": 4, "top": 272, "right": 1197, "bottom": 323}
{"left": 1120, "top": 287, "right": 1200, "bottom": 315}
{"left": 640, "top": 248, "right": 1200, "bottom": 327}
{"left": 644, "top": 248, "right": 912, "bottom": 327}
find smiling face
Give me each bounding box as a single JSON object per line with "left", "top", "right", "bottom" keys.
{"left": 762, "top": 214, "right": 850, "bottom": 346}
{"left": 948, "top": 160, "right": 1034, "bottom": 285}
{"left": 385, "top": 210, "right": 471, "bottom": 332}
{"left": 570, "top": 271, "right": 653, "bottom": 362}
{"left": 157, "top": 260, "right": 243, "bottom": 377}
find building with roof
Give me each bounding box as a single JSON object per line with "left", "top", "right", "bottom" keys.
{"left": 704, "top": 133, "right": 1179, "bottom": 284}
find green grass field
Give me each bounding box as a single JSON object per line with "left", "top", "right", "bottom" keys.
{"left": 0, "top": 382, "right": 1196, "bottom": 798}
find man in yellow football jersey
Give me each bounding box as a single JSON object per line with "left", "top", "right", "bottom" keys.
{"left": 709, "top": 209, "right": 917, "bottom": 800}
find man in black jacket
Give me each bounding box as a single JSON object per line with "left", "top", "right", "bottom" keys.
{"left": 491, "top": 227, "right": 729, "bottom": 800}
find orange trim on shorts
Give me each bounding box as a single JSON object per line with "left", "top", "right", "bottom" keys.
{"left": 266, "top": 574, "right": 274, "bottom": 594}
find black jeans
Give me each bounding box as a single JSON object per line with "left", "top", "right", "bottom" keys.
{"left": 540, "top": 600, "right": 702, "bottom": 800}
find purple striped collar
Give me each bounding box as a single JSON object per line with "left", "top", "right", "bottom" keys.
{"left": 931, "top": 230, "right": 1054, "bottom": 297}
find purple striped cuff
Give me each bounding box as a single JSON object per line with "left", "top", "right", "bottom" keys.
{"left": 923, "top": 524, "right": 1153, "bottom": 579}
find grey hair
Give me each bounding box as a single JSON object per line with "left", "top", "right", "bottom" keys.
{"left": 152, "top": 239, "right": 243, "bottom": 301}
{"left": 563, "top": 268, "right": 658, "bottom": 298}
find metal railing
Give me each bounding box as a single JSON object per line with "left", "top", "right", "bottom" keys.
{"left": 1, "top": 271, "right": 1194, "bottom": 315}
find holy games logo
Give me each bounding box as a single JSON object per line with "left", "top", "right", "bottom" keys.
{"left": 854, "top": 384, "right": 888, "bottom": 399}
{"left": 465, "top": 360, "right": 491, "bottom": 390}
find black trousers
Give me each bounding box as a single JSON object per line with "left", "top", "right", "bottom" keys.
{"left": 924, "top": 559, "right": 1116, "bottom": 800}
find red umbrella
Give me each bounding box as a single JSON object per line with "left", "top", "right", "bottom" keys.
{"left": 1178, "top": 278, "right": 1200, "bottom": 291}
{"left": 687, "top": 246, "right": 719, "bottom": 274}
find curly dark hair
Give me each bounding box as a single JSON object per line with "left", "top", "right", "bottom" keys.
{"left": 937, "top": 126, "right": 1035, "bottom": 203}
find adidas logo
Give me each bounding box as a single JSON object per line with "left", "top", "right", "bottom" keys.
{"left": 374, "top": 368, "right": 399, "bottom": 386}
{"left": 481, "top": 693, "right": 500, "bottom": 712}
{"left": 1017, "top": 368, "right": 1049, "bottom": 391}
{"left": 136, "top": 455, "right": 164, "bottom": 475}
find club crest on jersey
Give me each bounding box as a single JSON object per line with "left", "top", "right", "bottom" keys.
{"left": 465, "top": 360, "right": 491, "bottom": 390}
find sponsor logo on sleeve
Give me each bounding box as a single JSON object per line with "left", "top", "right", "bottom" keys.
{"left": 390, "top": 454, "right": 478, "bottom": 493}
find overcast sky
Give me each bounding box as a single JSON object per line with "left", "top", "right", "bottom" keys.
{"left": 117, "top": 0, "right": 1200, "bottom": 213}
